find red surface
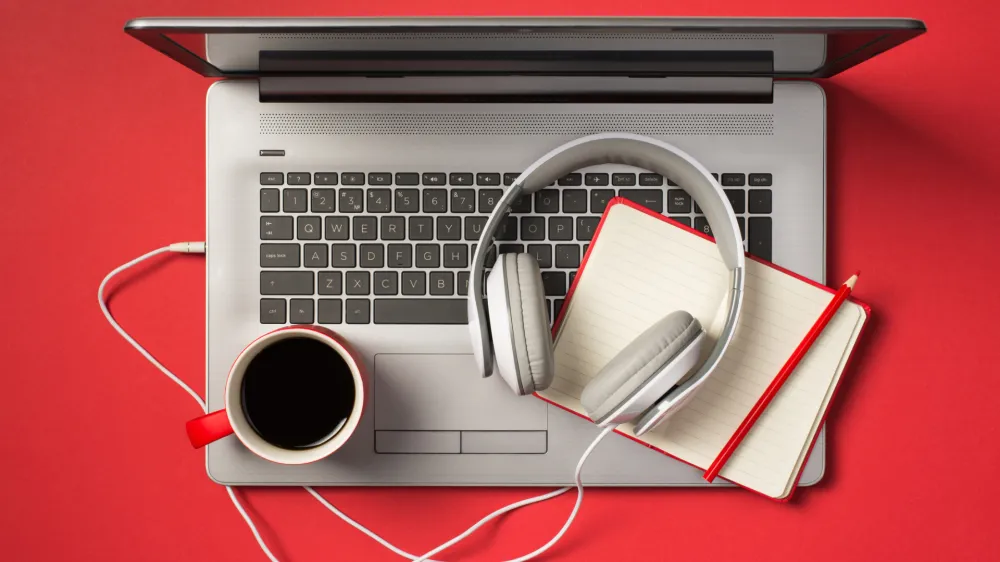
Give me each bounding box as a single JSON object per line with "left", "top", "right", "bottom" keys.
{"left": 2, "top": 1, "right": 999, "bottom": 561}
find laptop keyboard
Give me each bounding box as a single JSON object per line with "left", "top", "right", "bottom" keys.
{"left": 259, "top": 171, "right": 773, "bottom": 325}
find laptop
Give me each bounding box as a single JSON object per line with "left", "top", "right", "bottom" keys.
{"left": 126, "top": 17, "right": 924, "bottom": 486}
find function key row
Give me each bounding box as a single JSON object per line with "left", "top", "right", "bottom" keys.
{"left": 261, "top": 172, "right": 773, "bottom": 188}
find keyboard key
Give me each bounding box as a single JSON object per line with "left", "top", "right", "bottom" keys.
{"left": 585, "top": 173, "right": 609, "bottom": 186}
{"left": 374, "top": 271, "right": 398, "bottom": 295}
{"left": 612, "top": 173, "right": 636, "bottom": 186}
{"left": 353, "top": 216, "right": 377, "bottom": 240}
{"left": 748, "top": 217, "right": 772, "bottom": 261}
{"left": 437, "top": 216, "right": 461, "bottom": 240}
{"left": 458, "top": 272, "right": 471, "bottom": 296}
{"left": 289, "top": 299, "right": 314, "bottom": 324}
{"left": 422, "top": 172, "right": 446, "bottom": 186}
{"left": 558, "top": 173, "right": 582, "bottom": 186}
{"left": 554, "top": 298, "right": 565, "bottom": 320}
{"left": 315, "top": 173, "right": 338, "bottom": 185}
{"left": 368, "top": 172, "right": 392, "bottom": 186}
{"left": 416, "top": 244, "right": 440, "bottom": 268}
{"left": 367, "top": 189, "right": 392, "bottom": 212}
{"left": 260, "top": 244, "right": 300, "bottom": 267}
{"left": 555, "top": 245, "right": 580, "bottom": 268}
{"left": 724, "top": 189, "right": 746, "bottom": 214}
{"left": 341, "top": 172, "right": 365, "bottom": 185}
{"left": 260, "top": 172, "right": 283, "bottom": 185}
{"left": 423, "top": 189, "right": 448, "bottom": 213}
{"left": 374, "top": 299, "right": 467, "bottom": 324}
{"left": 479, "top": 189, "right": 503, "bottom": 213}
{"left": 570, "top": 271, "right": 577, "bottom": 286}
{"left": 472, "top": 244, "right": 498, "bottom": 268}
{"left": 339, "top": 189, "right": 364, "bottom": 212}
{"left": 511, "top": 195, "right": 532, "bottom": 213}
{"left": 639, "top": 173, "right": 663, "bottom": 186}
{"left": 443, "top": 244, "right": 468, "bottom": 268}
{"left": 260, "top": 299, "right": 286, "bottom": 323}
{"left": 693, "top": 217, "right": 712, "bottom": 237}
{"left": 409, "top": 216, "right": 433, "bottom": 240}
{"left": 527, "top": 245, "right": 552, "bottom": 268}
{"left": 535, "top": 189, "right": 560, "bottom": 213}
{"left": 283, "top": 189, "right": 307, "bottom": 212}
{"left": 395, "top": 172, "right": 419, "bottom": 186}
{"left": 497, "top": 217, "right": 517, "bottom": 241}
{"left": 430, "top": 271, "right": 455, "bottom": 295}
{"left": 521, "top": 217, "right": 545, "bottom": 240}
{"left": 667, "top": 178, "right": 679, "bottom": 186}
{"left": 545, "top": 300, "right": 552, "bottom": 323}
{"left": 577, "top": 217, "right": 599, "bottom": 241}
{"left": 590, "top": 189, "right": 615, "bottom": 213}
{"left": 381, "top": 216, "right": 405, "bottom": 240}
{"left": 562, "top": 189, "right": 588, "bottom": 213}
{"left": 541, "top": 272, "right": 567, "bottom": 296}
{"left": 694, "top": 199, "right": 702, "bottom": 214}
{"left": 449, "top": 173, "right": 473, "bottom": 186}
{"left": 395, "top": 189, "right": 420, "bottom": 213}
{"left": 498, "top": 244, "right": 524, "bottom": 254}
{"left": 387, "top": 244, "right": 413, "bottom": 268}
{"left": 451, "top": 189, "right": 476, "bottom": 213}
{"left": 260, "top": 216, "right": 293, "bottom": 240}
{"left": 619, "top": 189, "right": 663, "bottom": 213}
{"left": 667, "top": 189, "right": 692, "bottom": 213}
{"left": 503, "top": 172, "right": 520, "bottom": 186}
{"left": 325, "top": 216, "right": 349, "bottom": 240}
{"left": 260, "top": 188, "right": 280, "bottom": 212}
{"left": 738, "top": 217, "right": 746, "bottom": 240}
{"left": 297, "top": 216, "right": 321, "bottom": 240}
{"left": 346, "top": 299, "right": 370, "bottom": 324}
{"left": 332, "top": 244, "right": 356, "bottom": 267}
{"left": 261, "top": 271, "right": 314, "bottom": 295}
{"left": 477, "top": 173, "right": 501, "bottom": 186}
{"left": 288, "top": 173, "right": 311, "bottom": 186}
{"left": 317, "top": 299, "right": 342, "bottom": 324}
{"left": 465, "top": 216, "right": 487, "bottom": 241}
{"left": 669, "top": 216, "right": 692, "bottom": 227}
{"left": 318, "top": 271, "right": 342, "bottom": 295}
{"left": 549, "top": 217, "right": 574, "bottom": 240}
{"left": 721, "top": 173, "right": 746, "bottom": 187}
{"left": 748, "top": 189, "right": 773, "bottom": 214}
{"left": 303, "top": 243, "right": 328, "bottom": 268}
{"left": 360, "top": 244, "right": 384, "bottom": 268}
{"left": 401, "top": 271, "right": 426, "bottom": 295}
{"left": 311, "top": 189, "right": 336, "bottom": 212}
{"left": 749, "top": 173, "right": 772, "bottom": 186}
{"left": 346, "top": 271, "right": 370, "bottom": 295}
{"left": 711, "top": 173, "right": 719, "bottom": 182}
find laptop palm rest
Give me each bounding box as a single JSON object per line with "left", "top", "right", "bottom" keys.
{"left": 374, "top": 354, "right": 548, "bottom": 454}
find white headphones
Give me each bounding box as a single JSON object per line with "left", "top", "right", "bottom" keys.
{"left": 468, "top": 133, "right": 746, "bottom": 435}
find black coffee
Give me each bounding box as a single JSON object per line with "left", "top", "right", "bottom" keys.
{"left": 240, "top": 337, "right": 356, "bottom": 449}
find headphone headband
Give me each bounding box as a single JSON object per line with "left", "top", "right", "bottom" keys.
{"left": 468, "top": 133, "right": 746, "bottom": 435}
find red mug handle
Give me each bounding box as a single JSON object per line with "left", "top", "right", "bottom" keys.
{"left": 186, "top": 409, "right": 233, "bottom": 448}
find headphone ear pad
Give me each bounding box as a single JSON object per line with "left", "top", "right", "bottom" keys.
{"left": 502, "top": 253, "right": 555, "bottom": 394}
{"left": 580, "top": 311, "right": 703, "bottom": 423}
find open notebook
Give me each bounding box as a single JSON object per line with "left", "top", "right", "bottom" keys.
{"left": 539, "top": 198, "right": 870, "bottom": 500}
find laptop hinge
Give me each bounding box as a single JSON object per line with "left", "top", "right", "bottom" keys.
{"left": 258, "top": 76, "right": 773, "bottom": 104}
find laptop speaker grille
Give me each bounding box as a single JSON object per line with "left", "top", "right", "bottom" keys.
{"left": 259, "top": 113, "right": 774, "bottom": 136}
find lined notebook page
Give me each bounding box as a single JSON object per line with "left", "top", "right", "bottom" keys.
{"left": 540, "top": 203, "right": 865, "bottom": 499}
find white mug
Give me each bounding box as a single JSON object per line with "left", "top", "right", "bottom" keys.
{"left": 186, "top": 325, "right": 366, "bottom": 465}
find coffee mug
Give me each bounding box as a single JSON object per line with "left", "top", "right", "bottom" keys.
{"left": 186, "top": 325, "right": 366, "bottom": 465}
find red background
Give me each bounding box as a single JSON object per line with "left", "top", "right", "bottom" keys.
{"left": 2, "top": 1, "right": 997, "bottom": 560}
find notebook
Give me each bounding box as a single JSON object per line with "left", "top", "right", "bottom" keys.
{"left": 539, "top": 198, "right": 870, "bottom": 500}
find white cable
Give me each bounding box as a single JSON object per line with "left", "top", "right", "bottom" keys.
{"left": 99, "top": 243, "right": 615, "bottom": 562}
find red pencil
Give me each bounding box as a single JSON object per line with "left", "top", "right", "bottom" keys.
{"left": 702, "top": 271, "right": 861, "bottom": 483}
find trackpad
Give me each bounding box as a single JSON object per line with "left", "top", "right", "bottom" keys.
{"left": 374, "top": 354, "right": 547, "bottom": 431}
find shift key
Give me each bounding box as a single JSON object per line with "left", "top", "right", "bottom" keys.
{"left": 260, "top": 244, "right": 300, "bottom": 267}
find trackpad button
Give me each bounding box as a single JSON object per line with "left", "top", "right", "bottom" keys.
{"left": 374, "top": 354, "right": 547, "bottom": 431}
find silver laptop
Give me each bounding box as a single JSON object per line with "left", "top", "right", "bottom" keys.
{"left": 126, "top": 17, "right": 923, "bottom": 486}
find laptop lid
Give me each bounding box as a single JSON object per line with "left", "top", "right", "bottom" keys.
{"left": 125, "top": 17, "right": 925, "bottom": 80}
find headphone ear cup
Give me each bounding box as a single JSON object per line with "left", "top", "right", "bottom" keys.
{"left": 487, "top": 253, "right": 554, "bottom": 395}
{"left": 580, "top": 311, "right": 703, "bottom": 423}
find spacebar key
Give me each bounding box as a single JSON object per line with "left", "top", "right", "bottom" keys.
{"left": 374, "top": 299, "right": 468, "bottom": 324}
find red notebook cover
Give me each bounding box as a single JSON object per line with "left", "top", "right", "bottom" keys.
{"left": 538, "top": 197, "right": 872, "bottom": 502}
